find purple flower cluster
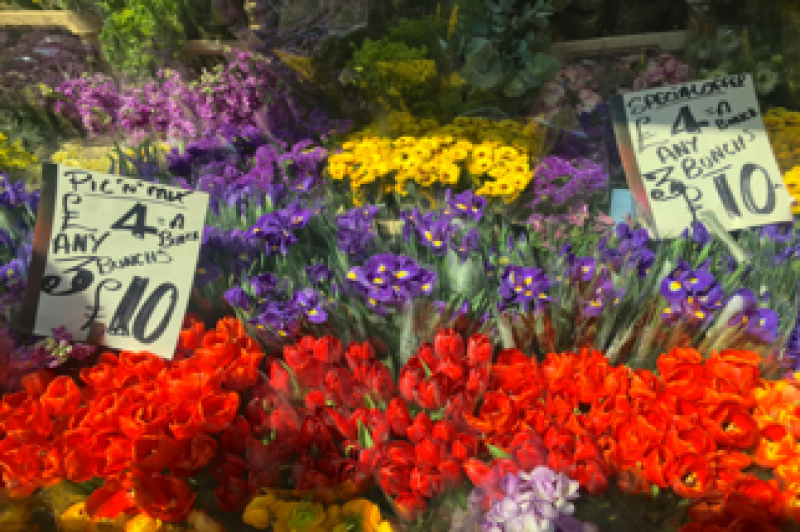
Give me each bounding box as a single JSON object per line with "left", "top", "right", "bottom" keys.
{"left": 401, "top": 191, "right": 485, "bottom": 261}
{"left": 561, "top": 252, "right": 624, "bottom": 317}
{"left": 337, "top": 206, "right": 378, "bottom": 257}
{"left": 728, "top": 288, "right": 781, "bottom": 344}
{"left": 598, "top": 223, "right": 654, "bottom": 277}
{"left": 53, "top": 50, "right": 352, "bottom": 143}
{"left": 246, "top": 202, "right": 315, "bottom": 256}
{"left": 346, "top": 253, "right": 436, "bottom": 315}
{"left": 0, "top": 326, "right": 94, "bottom": 393}
{"left": 481, "top": 467, "right": 597, "bottom": 532}
{"left": 532, "top": 156, "right": 608, "bottom": 209}
{"left": 498, "top": 265, "right": 551, "bottom": 312}
{"left": 660, "top": 260, "right": 725, "bottom": 327}
{"left": 444, "top": 189, "right": 487, "bottom": 222}
{"left": 402, "top": 208, "right": 456, "bottom": 257}
{"left": 195, "top": 226, "right": 262, "bottom": 286}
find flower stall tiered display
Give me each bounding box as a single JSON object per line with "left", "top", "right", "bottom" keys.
{"left": 3, "top": 4, "right": 800, "bottom": 531}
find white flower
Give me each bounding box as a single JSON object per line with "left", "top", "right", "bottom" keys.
{"left": 755, "top": 66, "right": 780, "bottom": 95}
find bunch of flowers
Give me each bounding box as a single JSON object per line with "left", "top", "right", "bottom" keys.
{"left": 0, "top": 316, "right": 263, "bottom": 522}
{"left": 628, "top": 53, "right": 692, "bottom": 92}
{"left": 764, "top": 107, "right": 800, "bottom": 174}
{"left": 244, "top": 495, "right": 393, "bottom": 532}
{"left": 530, "top": 156, "right": 608, "bottom": 211}
{"left": 236, "top": 336, "right": 377, "bottom": 501}
{"left": 535, "top": 60, "right": 607, "bottom": 120}
{"left": 492, "top": 218, "right": 800, "bottom": 370}
{"left": 325, "top": 111, "right": 545, "bottom": 210}
{"left": 463, "top": 345, "right": 799, "bottom": 530}
{"left": 478, "top": 466, "right": 598, "bottom": 532}
{"left": 527, "top": 204, "right": 617, "bottom": 252}
{"left": 0, "top": 133, "right": 38, "bottom": 177}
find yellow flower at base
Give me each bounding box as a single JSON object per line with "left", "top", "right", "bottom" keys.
{"left": 332, "top": 499, "right": 393, "bottom": 532}
{"left": 243, "top": 493, "right": 278, "bottom": 529}
{"left": 125, "top": 515, "right": 163, "bottom": 532}
{"left": 272, "top": 501, "right": 341, "bottom": 532}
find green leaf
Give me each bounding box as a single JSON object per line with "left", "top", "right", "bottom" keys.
{"left": 357, "top": 420, "right": 374, "bottom": 449}
{"left": 487, "top": 444, "right": 511, "bottom": 459}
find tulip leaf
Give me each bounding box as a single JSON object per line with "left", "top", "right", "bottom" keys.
{"left": 358, "top": 420, "right": 374, "bottom": 449}
{"left": 487, "top": 444, "right": 511, "bottom": 459}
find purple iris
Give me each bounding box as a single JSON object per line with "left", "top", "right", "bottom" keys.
{"left": 760, "top": 223, "right": 794, "bottom": 244}
{"left": 305, "top": 263, "right": 332, "bottom": 287}
{"left": 251, "top": 272, "right": 278, "bottom": 297}
{"left": 410, "top": 211, "right": 456, "bottom": 256}
{"left": 569, "top": 257, "right": 596, "bottom": 282}
{"left": 453, "top": 228, "right": 480, "bottom": 263}
{"left": 498, "top": 265, "right": 551, "bottom": 312}
{"left": 337, "top": 206, "right": 378, "bottom": 257}
{"left": 346, "top": 253, "right": 437, "bottom": 315}
{"left": 293, "top": 288, "right": 328, "bottom": 323}
{"left": 681, "top": 221, "right": 711, "bottom": 247}
{"left": 247, "top": 202, "right": 314, "bottom": 255}
{"left": 727, "top": 288, "right": 780, "bottom": 343}
{"left": 445, "top": 189, "right": 486, "bottom": 222}
{"left": 582, "top": 275, "right": 623, "bottom": 317}
{"left": 223, "top": 286, "right": 250, "bottom": 309}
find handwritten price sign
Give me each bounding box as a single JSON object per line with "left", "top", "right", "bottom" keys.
{"left": 610, "top": 74, "right": 793, "bottom": 238}
{"left": 21, "top": 164, "right": 209, "bottom": 359}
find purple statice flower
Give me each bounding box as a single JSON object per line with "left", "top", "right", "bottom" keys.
{"left": 346, "top": 253, "right": 436, "bottom": 315}
{"left": 482, "top": 467, "right": 597, "bottom": 532}
{"left": 446, "top": 189, "right": 487, "bottom": 222}
{"left": 247, "top": 202, "right": 314, "bottom": 255}
{"left": 337, "top": 206, "right": 378, "bottom": 257}
{"left": 532, "top": 156, "right": 608, "bottom": 209}
{"left": 23, "top": 327, "right": 96, "bottom": 369}
{"left": 498, "top": 265, "right": 551, "bottom": 312}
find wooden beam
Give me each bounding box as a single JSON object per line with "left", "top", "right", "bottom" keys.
{"left": 182, "top": 40, "right": 245, "bottom": 56}
{"left": 547, "top": 30, "right": 687, "bottom": 59}
{"left": 0, "top": 10, "right": 100, "bottom": 36}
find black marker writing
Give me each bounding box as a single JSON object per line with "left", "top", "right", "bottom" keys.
{"left": 52, "top": 231, "right": 111, "bottom": 255}
{"left": 60, "top": 193, "right": 95, "bottom": 232}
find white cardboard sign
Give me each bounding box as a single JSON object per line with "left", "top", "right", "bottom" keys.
{"left": 610, "top": 74, "right": 793, "bottom": 239}
{"left": 22, "top": 164, "right": 208, "bottom": 359}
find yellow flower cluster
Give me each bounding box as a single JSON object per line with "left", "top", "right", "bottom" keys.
{"left": 0, "top": 133, "right": 38, "bottom": 174}
{"left": 764, "top": 107, "right": 800, "bottom": 173}
{"left": 50, "top": 142, "right": 172, "bottom": 174}
{"left": 375, "top": 60, "right": 437, "bottom": 85}
{"left": 243, "top": 494, "right": 392, "bottom": 532}
{"left": 326, "top": 111, "right": 544, "bottom": 203}
{"left": 783, "top": 165, "right": 800, "bottom": 214}
{"left": 58, "top": 503, "right": 224, "bottom": 532}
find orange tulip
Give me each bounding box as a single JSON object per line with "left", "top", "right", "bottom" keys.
{"left": 754, "top": 423, "right": 797, "bottom": 468}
